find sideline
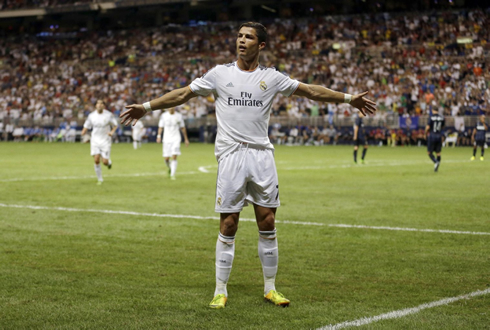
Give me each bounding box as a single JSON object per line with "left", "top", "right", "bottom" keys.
{"left": 318, "top": 288, "right": 490, "bottom": 330}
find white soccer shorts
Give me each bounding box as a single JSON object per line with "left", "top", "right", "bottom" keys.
{"left": 90, "top": 142, "right": 111, "bottom": 160}
{"left": 215, "top": 146, "right": 280, "bottom": 213}
{"left": 163, "top": 141, "right": 181, "bottom": 157}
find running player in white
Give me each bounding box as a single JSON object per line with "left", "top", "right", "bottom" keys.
{"left": 81, "top": 100, "right": 118, "bottom": 185}
{"left": 156, "top": 107, "right": 189, "bottom": 180}
{"left": 121, "top": 22, "right": 376, "bottom": 308}
{"left": 131, "top": 120, "right": 145, "bottom": 149}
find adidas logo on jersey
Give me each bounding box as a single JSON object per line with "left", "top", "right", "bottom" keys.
{"left": 226, "top": 82, "right": 234, "bottom": 87}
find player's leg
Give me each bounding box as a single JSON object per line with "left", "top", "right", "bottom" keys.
{"left": 93, "top": 154, "right": 103, "bottom": 183}
{"left": 254, "top": 204, "right": 289, "bottom": 307}
{"left": 170, "top": 154, "right": 178, "bottom": 179}
{"left": 209, "top": 212, "right": 239, "bottom": 309}
{"left": 210, "top": 150, "right": 247, "bottom": 308}
{"left": 246, "top": 148, "right": 288, "bottom": 307}
{"left": 434, "top": 140, "right": 442, "bottom": 172}
{"left": 163, "top": 142, "right": 171, "bottom": 177}
{"left": 169, "top": 142, "right": 181, "bottom": 179}
{"left": 100, "top": 146, "right": 112, "bottom": 169}
{"left": 427, "top": 139, "right": 437, "bottom": 164}
{"left": 353, "top": 145, "right": 359, "bottom": 164}
{"left": 361, "top": 143, "right": 368, "bottom": 163}
{"left": 471, "top": 142, "right": 477, "bottom": 160}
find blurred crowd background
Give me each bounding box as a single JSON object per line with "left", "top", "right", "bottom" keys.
{"left": 0, "top": 0, "right": 488, "bottom": 145}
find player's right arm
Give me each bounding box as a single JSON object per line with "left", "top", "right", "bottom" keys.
{"left": 121, "top": 87, "right": 197, "bottom": 126}
{"left": 353, "top": 125, "right": 358, "bottom": 141}
{"left": 157, "top": 127, "right": 163, "bottom": 143}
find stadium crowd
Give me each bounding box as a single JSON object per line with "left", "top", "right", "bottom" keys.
{"left": 0, "top": 9, "right": 489, "bottom": 144}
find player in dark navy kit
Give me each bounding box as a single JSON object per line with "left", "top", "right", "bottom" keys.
{"left": 425, "top": 108, "right": 445, "bottom": 172}
{"left": 353, "top": 113, "right": 368, "bottom": 164}
{"left": 471, "top": 114, "right": 488, "bottom": 161}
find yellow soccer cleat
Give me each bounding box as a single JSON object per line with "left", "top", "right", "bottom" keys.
{"left": 264, "top": 290, "right": 290, "bottom": 307}
{"left": 209, "top": 294, "right": 227, "bottom": 309}
{"left": 470, "top": 156, "right": 475, "bottom": 161}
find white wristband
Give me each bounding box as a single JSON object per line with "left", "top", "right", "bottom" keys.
{"left": 344, "top": 94, "right": 352, "bottom": 104}
{"left": 143, "top": 102, "right": 152, "bottom": 112}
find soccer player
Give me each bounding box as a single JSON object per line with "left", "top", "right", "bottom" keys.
{"left": 156, "top": 107, "right": 189, "bottom": 180}
{"left": 353, "top": 113, "right": 368, "bottom": 164}
{"left": 121, "top": 22, "right": 376, "bottom": 309}
{"left": 81, "top": 100, "right": 118, "bottom": 185}
{"left": 131, "top": 120, "right": 145, "bottom": 149}
{"left": 425, "top": 108, "right": 445, "bottom": 172}
{"left": 471, "top": 114, "right": 488, "bottom": 161}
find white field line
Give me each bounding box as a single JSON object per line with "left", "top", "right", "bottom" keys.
{"left": 1, "top": 203, "right": 489, "bottom": 236}
{"left": 318, "top": 288, "right": 490, "bottom": 330}
{"left": 1, "top": 159, "right": 468, "bottom": 182}
{"left": 0, "top": 171, "right": 199, "bottom": 182}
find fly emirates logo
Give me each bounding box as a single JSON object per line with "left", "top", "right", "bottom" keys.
{"left": 228, "top": 92, "right": 263, "bottom": 107}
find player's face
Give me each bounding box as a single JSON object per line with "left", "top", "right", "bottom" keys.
{"left": 236, "top": 27, "right": 265, "bottom": 60}
{"left": 96, "top": 100, "right": 105, "bottom": 112}
{"left": 480, "top": 115, "right": 485, "bottom": 123}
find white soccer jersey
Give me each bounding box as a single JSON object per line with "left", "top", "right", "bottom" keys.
{"left": 158, "top": 111, "right": 184, "bottom": 143}
{"left": 83, "top": 109, "right": 118, "bottom": 146}
{"left": 132, "top": 120, "right": 145, "bottom": 140}
{"left": 189, "top": 61, "right": 299, "bottom": 158}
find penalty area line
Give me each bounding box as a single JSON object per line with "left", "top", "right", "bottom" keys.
{"left": 0, "top": 203, "right": 489, "bottom": 236}
{"left": 318, "top": 288, "right": 490, "bottom": 330}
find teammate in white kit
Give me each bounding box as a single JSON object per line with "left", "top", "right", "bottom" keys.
{"left": 121, "top": 22, "right": 377, "bottom": 308}
{"left": 157, "top": 108, "right": 189, "bottom": 180}
{"left": 81, "top": 100, "right": 118, "bottom": 185}
{"left": 131, "top": 120, "right": 145, "bottom": 149}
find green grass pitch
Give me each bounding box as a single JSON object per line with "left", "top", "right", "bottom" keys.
{"left": 1, "top": 142, "right": 489, "bottom": 329}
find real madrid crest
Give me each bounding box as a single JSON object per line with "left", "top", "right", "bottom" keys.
{"left": 259, "top": 81, "right": 267, "bottom": 91}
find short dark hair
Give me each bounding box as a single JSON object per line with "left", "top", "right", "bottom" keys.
{"left": 238, "top": 22, "right": 268, "bottom": 44}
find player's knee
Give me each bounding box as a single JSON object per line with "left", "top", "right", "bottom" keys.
{"left": 258, "top": 212, "right": 275, "bottom": 231}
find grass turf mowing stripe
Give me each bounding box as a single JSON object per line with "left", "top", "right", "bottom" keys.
{"left": 318, "top": 288, "right": 490, "bottom": 330}
{"left": 1, "top": 203, "right": 489, "bottom": 236}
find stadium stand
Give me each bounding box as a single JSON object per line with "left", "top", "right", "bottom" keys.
{"left": 0, "top": 3, "right": 488, "bottom": 145}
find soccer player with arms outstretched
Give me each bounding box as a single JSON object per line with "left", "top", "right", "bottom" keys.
{"left": 121, "top": 22, "right": 376, "bottom": 309}
{"left": 156, "top": 107, "right": 189, "bottom": 180}
{"left": 425, "top": 108, "right": 445, "bottom": 172}
{"left": 470, "top": 114, "right": 487, "bottom": 161}
{"left": 81, "top": 100, "right": 118, "bottom": 185}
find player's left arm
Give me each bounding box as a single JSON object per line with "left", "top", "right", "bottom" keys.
{"left": 181, "top": 126, "right": 189, "bottom": 147}
{"left": 108, "top": 117, "right": 119, "bottom": 136}
{"left": 293, "top": 83, "right": 377, "bottom": 116}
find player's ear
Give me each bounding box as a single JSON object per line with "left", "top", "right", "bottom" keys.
{"left": 259, "top": 42, "right": 266, "bottom": 51}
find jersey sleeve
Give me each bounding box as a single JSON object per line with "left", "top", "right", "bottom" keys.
{"left": 189, "top": 67, "right": 217, "bottom": 97}
{"left": 110, "top": 114, "right": 118, "bottom": 127}
{"left": 179, "top": 114, "right": 185, "bottom": 128}
{"left": 83, "top": 116, "right": 92, "bottom": 129}
{"left": 275, "top": 70, "right": 300, "bottom": 97}
{"left": 158, "top": 114, "right": 165, "bottom": 128}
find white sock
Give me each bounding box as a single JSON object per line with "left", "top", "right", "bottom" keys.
{"left": 170, "top": 159, "right": 177, "bottom": 176}
{"left": 108, "top": 159, "right": 112, "bottom": 166}
{"left": 94, "top": 164, "right": 103, "bottom": 182}
{"left": 133, "top": 141, "right": 138, "bottom": 149}
{"left": 214, "top": 233, "right": 235, "bottom": 297}
{"left": 258, "top": 229, "right": 278, "bottom": 295}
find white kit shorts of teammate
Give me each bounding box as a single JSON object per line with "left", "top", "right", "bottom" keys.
{"left": 158, "top": 111, "right": 185, "bottom": 158}
{"left": 83, "top": 109, "right": 118, "bottom": 159}
{"left": 188, "top": 61, "right": 299, "bottom": 213}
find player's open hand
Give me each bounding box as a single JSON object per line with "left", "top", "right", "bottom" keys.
{"left": 350, "top": 92, "right": 377, "bottom": 117}
{"left": 120, "top": 104, "right": 146, "bottom": 126}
